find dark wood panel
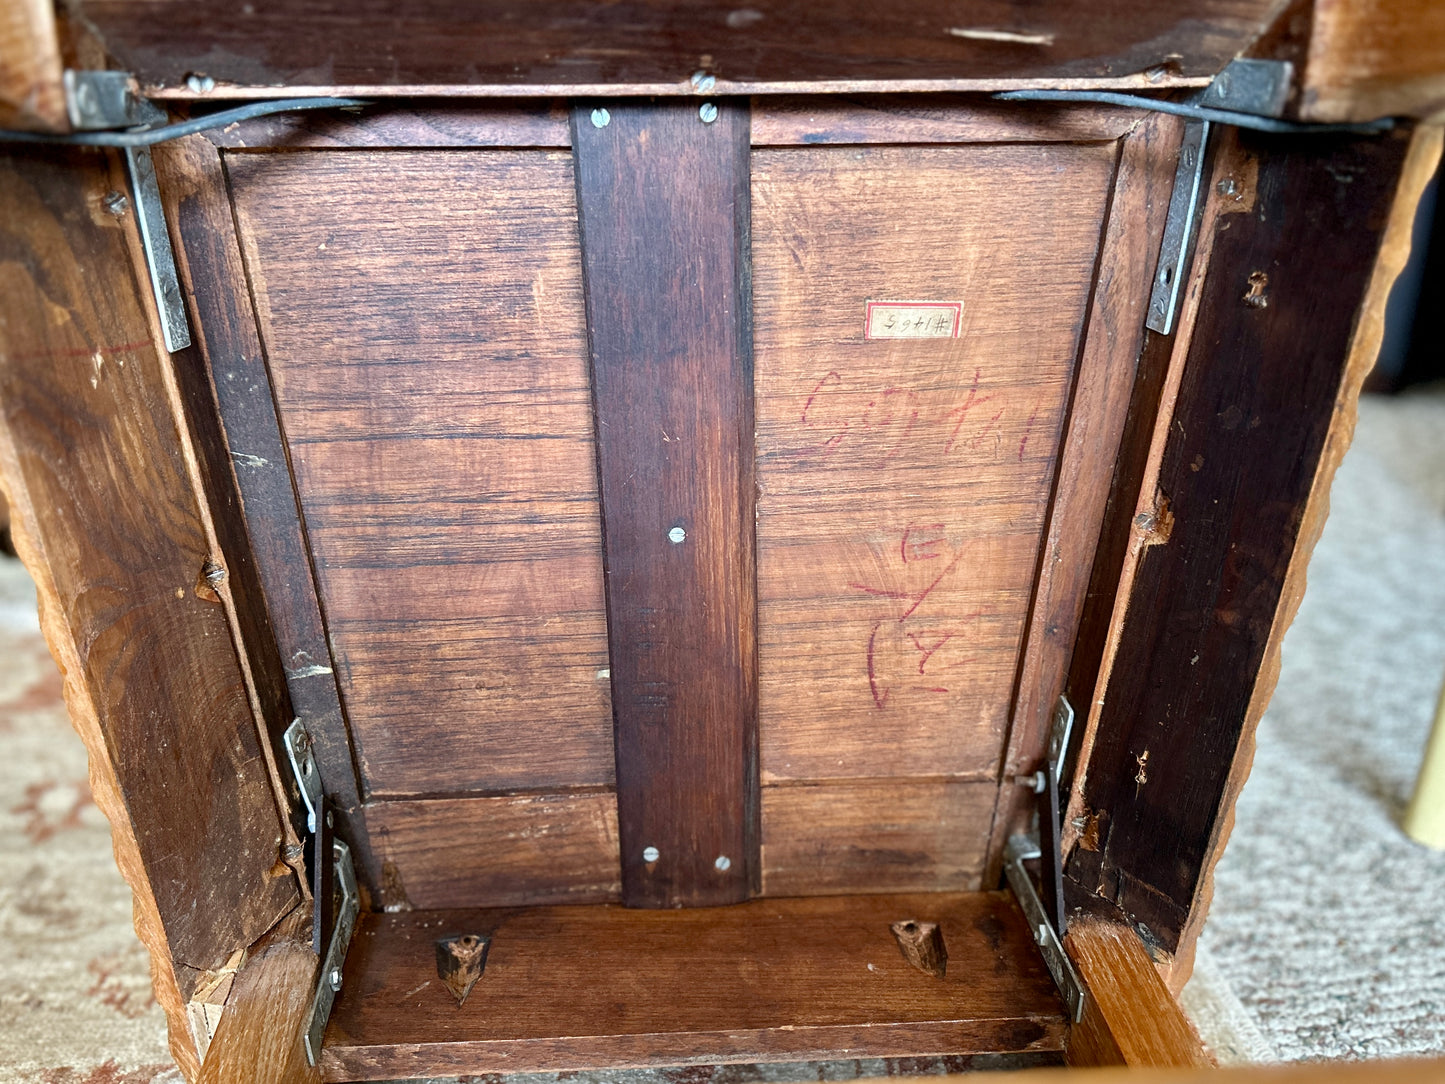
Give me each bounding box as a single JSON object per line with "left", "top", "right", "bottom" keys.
{"left": 751, "top": 142, "right": 1114, "bottom": 794}
{"left": 152, "top": 136, "right": 382, "bottom": 891}
{"left": 321, "top": 891, "right": 1065, "bottom": 1079}
{"left": 206, "top": 102, "right": 572, "bottom": 150}
{"left": 225, "top": 148, "right": 615, "bottom": 799}
{"left": 572, "top": 100, "right": 757, "bottom": 907}
{"left": 365, "top": 792, "right": 620, "bottom": 909}
{"left": 761, "top": 781, "right": 995, "bottom": 896}
{"left": 74, "top": 0, "right": 1279, "bottom": 94}
{"left": 983, "top": 113, "right": 1184, "bottom": 882}
{"left": 1064, "top": 126, "right": 1413, "bottom": 952}
{"left": 751, "top": 97, "right": 1142, "bottom": 146}
{"left": 0, "top": 149, "right": 299, "bottom": 978}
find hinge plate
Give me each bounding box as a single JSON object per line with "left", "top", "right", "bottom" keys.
{"left": 1005, "top": 834, "right": 1086, "bottom": 1022}
{"left": 64, "top": 70, "right": 166, "bottom": 131}
{"left": 283, "top": 718, "right": 323, "bottom": 835}
{"left": 304, "top": 836, "right": 358, "bottom": 1066}
{"left": 123, "top": 145, "right": 191, "bottom": 353}
{"left": 1146, "top": 119, "right": 1211, "bottom": 337}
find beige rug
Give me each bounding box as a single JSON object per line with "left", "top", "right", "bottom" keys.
{"left": 0, "top": 388, "right": 1442, "bottom": 1079}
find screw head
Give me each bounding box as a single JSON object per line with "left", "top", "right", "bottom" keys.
{"left": 667, "top": 526, "right": 686, "bottom": 544}
{"left": 328, "top": 967, "right": 343, "bottom": 991}
{"left": 642, "top": 846, "right": 660, "bottom": 863}
{"left": 699, "top": 102, "right": 719, "bottom": 124}
{"left": 102, "top": 191, "right": 129, "bottom": 216}
{"left": 591, "top": 107, "right": 611, "bottom": 129}
{"left": 714, "top": 855, "right": 731, "bottom": 871}
{"left": 184, "top": 72, "right": 216, "bottom": 93}
{"left": 691, "top": 71, "right": 717, "bottom": 92}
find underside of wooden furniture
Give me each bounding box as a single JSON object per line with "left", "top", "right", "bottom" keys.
{"left": 0, "top": 2, "right": 1441, "bottom": 1080}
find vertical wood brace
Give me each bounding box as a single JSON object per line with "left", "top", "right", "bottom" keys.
{"left": 571, "top": 100, "right": 758, "bottom": 907}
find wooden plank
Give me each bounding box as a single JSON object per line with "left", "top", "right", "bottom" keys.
{"left": 1008, "top": 1059, "right": 1445, "bottom": 1083}
{"left": 1063, "top": 919, "right": 1210, "bottom": 1067}
{"left": 751, "top": 97, "right": 1143, "bottom": 146}
{"left": 750, "top": 142, "right": 1114, "bottom": 816}
{"left": 205, "top": 102, "right": 572, "bottom": 150}
{"left": 197, "top": 937, "right": 320, "bottom": 1084}
{"left": 1301, "top": 0, "right": 1445, "bottom": 122}
{"left": 225, "top": 148, "right": 615, "bottom": 800}
{"left": 1170, "top": 122, "right": 1445, "bottom": 990}
{"left": 363, "top": 793, "right": 621, "bottom": 909}
{"left": 761, "top": 781, "right": 995, "bottom": 895}
{"left": 72, "top": 0, "right": 1279, "bottom": 95}
{"left": 321, "top": 891, "right": 1065, "bottom": 1080}
{"left": 0, "top": 0, "right": 66, "bottom": 131}
{"left": 152, "top": 135, "right": 381, "bottom": 894}
{"left": 984, "top": 113, "right": 1185, "bottom": 882}
{"left": 0, "top": 146, "right": 308, "bottom": 1072}
{"left": 572, "top": 100, "right": 757, "bottom": 908}
{"left": 1063, "top": 125, "right": 1416, "bottom": 955}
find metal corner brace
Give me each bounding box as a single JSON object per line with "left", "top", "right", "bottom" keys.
{"left": 284, "top": 719, "right": 360, "bottom": 1067}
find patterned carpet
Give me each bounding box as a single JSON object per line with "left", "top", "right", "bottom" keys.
{"left": 0, "top": 387, "right": 1442, "bottom": 1080}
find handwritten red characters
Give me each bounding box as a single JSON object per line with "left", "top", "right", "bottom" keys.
{"left": 849, "top": 525, "right": 984, "bottom": 709}
{"left": 798, "top": 367, "right": 1015, "bottom": 464}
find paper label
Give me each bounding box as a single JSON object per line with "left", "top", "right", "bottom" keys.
{"left": 865, "top": 300, "right": 964, "bottom": 340}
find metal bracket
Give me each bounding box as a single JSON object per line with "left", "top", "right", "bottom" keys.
{"left": 64, "top": 70, "right": 166, "bottom": 131}
{"left": 303, "top": 835, "right": 358, "bottom": 1067}
{"left": 1146, "top": 119, "right": 1210, "bottom": 336}
{"left": 123, "top": 145, "right": 192, "bottom": 352}
{"left": 1037, "top": 694, "right": 1075, "bottom": 936}
{"left": 1196, "top": 58, "right": 1294, "bottom": 119}
{"left": 1005, "top": 834, "right": 1086, "bottom": 1022}
{"left": 284, "top": 719, "right": 324, "bottom": 836}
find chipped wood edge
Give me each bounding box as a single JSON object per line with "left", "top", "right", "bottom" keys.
{"left": 0, "top": 389, "right": 202, "bottom": 1080}
{"left": 1165, "top": 122, "right": 1445, "bottom": 995}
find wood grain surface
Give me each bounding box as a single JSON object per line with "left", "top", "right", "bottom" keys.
{"left": 0, "top": 148, "right": 305, "bottom": 1072}
{"left": 572, "top": 100, "right": 757, "bottom": 907}
{"left": 1064, "top": 126, "right": 1414, "bottom": 953}
{"left": 750, "top": 141, "right": 1114, "bottom": 894}
{"left": 761, "top": 781, "right": 995, "bottom": 895}
{"left": 196, "top": 937, "right": 321, "bottom": 1084}
{"left": 154, "top": 135, "right": 379, "bottom": 890}
{"left": 321, "top": 891, "right": 1065, "bottom": 1079}
{"left": 0, "top": 0, "right": 66, "bottom": 131}
{"left": 1301, "top": 0, "right": 1445, "bottom": 122}
{"left": 226, "top": 148, "right": 615, "bottom": 800}
{"left": 1063, "top": 919, "right": 1210, "bottom": 1067}
{"left": 206, "top": 103, "right": 573, "bottom": 150}
{"left": 983, "top": 113, "right": 1184, "bottom": 883}
{"left": 364, "top": 792, "right": 621, "bottom": 909}
{"left": 72, "top": 0, "right": 1278, "bottom": 95}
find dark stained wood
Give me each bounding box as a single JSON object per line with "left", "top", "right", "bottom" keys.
{"left": 0, "top": 147, "right": 299, "bottom": 988}
{"left": 363, "top": 792, "right": 621, "bottom": 909}
{"left": 752, "top": 97, "right": 1143, "bottom": 146}
{"left": 72, "top": 0, "right": 1280, "bottom": 95}
{"left": 983, "top": 113, "right": 1185, "bottom": 884}
{"left": 890, "top": 919, "right": 947, "bottom": 978}
{"left": 205, "top": 102, "right": 572, "bottom": 150}
{"left": 435, "top": 934, "right": 490, "bottom": 1006}
{"left": 321, "top": 891, "right": 1065, "bottom": 1079}
{"left": 1063, "top": 125, "right": 1414, "bottom": 953}
{"left": 151, "top": 135, "right": 380, "bottom": 891}
{"left": 1063, "top": 919, "right": 1210, "bottom": 1067}
{"left": 572, "top": 100, "right": 757, "bottom": 907}
{"left": 761, "top": 780, "right": 995, "bottom": 896}
{"left": 225, "top": 148, "right": 615, "bottom": 801}
{"left": 750, "top": 140, "right": 1114, "bottom": 897}
{"left": 197, "top": 936, "right": 321, "bottom": 1084}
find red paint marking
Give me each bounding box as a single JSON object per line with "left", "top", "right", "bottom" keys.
{"left": 914, "top": 687, "right": 951, "bottom": 694}
{"left": 800, "top": 371, "right": 841, "bottom": 424}
{"left": 1018, "top": 405, "right": 1041, "bottom": 462}
{"left": 898, "top": 550, "right": 965, "bottom": 621}
{"left": 942, "top": 370, "right": 995, "bottom": 454}
{"left": 847, "top": 581, "right": 914, "bottom": 601}
{"left": 906, "top": 630, "right": 955, "bottom": 674}
{"left": 3, "top": 338, "right": 153, "bottom": 365}
{"left": 901, "top": 524, "right": 946, "bottom": 563}
{"left": 866, "top": 621, "right": 890, "bottom": 709}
